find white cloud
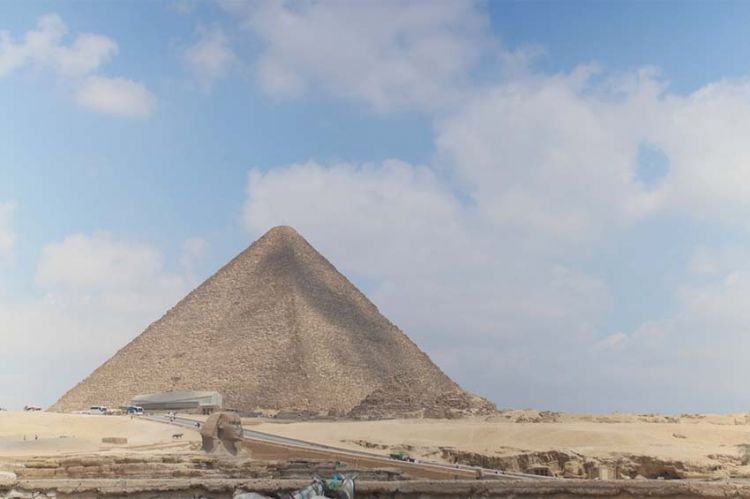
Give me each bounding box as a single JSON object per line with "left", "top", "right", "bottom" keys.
{"left": 221, "top": 0, "right": 492, "bottom": 112}
{"left": 594, "top": 247, "right": 750, "bottom": 412}
{"left": 688, "top": 245, "right": 750, "bottom": 278}
{"left": 654, "top": 81, "right": 750, "bottom": 223}
{"left": 183, "top": 25, "right": 235, "bottom": 91}
{"left": 0, "top": 14, "right": 117, "bottom": 78}
{"left": 37, "top": 233, "right": 164, "bottom": 292}
{"left": 75, "top": 76, "right": 155, "bottom": 118}
{"left": 435, "top": 68, "right": 665, "bottom": 244}
{"left": 0, "top": 202, "right": 16, "bottom": 262}
{"left": 32, "top": 233, "right": 188, "bottom": 328}
{"left": 0, "top": 14, "right": 155, "bottom": 118}
{"left": 0, "top": 233, "right": 199, "bottom": 409}
{"left": 434, "top": 71, "right": 750, "bottom": 241}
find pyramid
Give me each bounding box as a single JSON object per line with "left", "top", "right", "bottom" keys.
{"left": 51, "top": 226, "right": 495, "bottom": 418}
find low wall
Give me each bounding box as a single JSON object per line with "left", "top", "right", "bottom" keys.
{"left": 2, "top": 454, "right": 403, "bottom": 482}
{"left": 2, "top": 478, "right": 750, "bottom": 498}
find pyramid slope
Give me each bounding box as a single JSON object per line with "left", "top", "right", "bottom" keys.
{"left": 51, "top": 226, "right": 494, "bottom": 417}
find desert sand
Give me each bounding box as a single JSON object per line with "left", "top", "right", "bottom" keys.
{"left": 250, "top": 410, "right": 750, "bottom": 477}
{"left": 6, "top": 410, "right": 750, "bottom": 478}
{"left": 0, "top": 411, "right": 199, "bottom": 457}
{"left": 7, "top": 412, "right": 750, "bottom": 498}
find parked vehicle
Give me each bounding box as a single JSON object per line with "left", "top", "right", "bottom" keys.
{"left": 126, "top": 405, "right": 144, "bottom": 415}
{"left": 389, "top": 451, "right": 415, "bottom": 462}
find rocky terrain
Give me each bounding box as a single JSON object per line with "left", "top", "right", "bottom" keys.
{"left": 349, "top": 373, "right": 496, "bottom": 419}
{"left": 51, "top": 226, "right": 492, "bottom": 418}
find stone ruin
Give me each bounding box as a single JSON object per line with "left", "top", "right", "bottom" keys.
{"left": 200, "top": 411, "right": 245, "bottom": 456}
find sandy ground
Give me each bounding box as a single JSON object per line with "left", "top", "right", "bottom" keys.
{"left": 0, "top": 411, "right": 200, "bottom": 457}
{"left": 6, "top": 410, "right": 750, "bottom": 473}
{"left": 249, "top": 410, "right": 750, "bottom": 467}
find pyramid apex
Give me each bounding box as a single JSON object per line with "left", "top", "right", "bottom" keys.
{"left": 264, "top": 225, "right": 300, "bottom": 236}
{"left": 259, "top": 225, "right": 307, "bottom": 248}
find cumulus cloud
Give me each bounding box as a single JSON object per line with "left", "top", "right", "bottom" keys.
{"left": 653, "top": 81, "right": 750, "bottom": 223}
{"left": 0, "top": 14, "right": 117, "bottom": 77}
{"left": 32, "top": 233, "right": 190, "bottom": 329}
{"left": 183, "top": 25, "right": 235, "bottom": 91}
{"left": 220, "top": 0, "right": 492, "bottom": 112}
{"left": 435, "top": 71, "right": 750, "bottom": 238}
{"left": 0, "top": 202, "right": 16, "bottom": 262}
{"left": 435, "top": 68, "right": 665, "bottom": 244}
{"left": 0, "top": 233, "right": 200, "bottom": 409}
{"left": 0, "top": 14, "right": 154, "bottom": 118}
{"left": 75, "top": 76, "right": 155, "bottom": 118}
{"left": 37, "top": 233, "right": 166, "bottom": 293}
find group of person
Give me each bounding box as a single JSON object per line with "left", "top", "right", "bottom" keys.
{"left": 167, "top": 410, "right": 201, "bottom": 428}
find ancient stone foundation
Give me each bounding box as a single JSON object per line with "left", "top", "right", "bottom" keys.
{"left": 2, "top": 455, "right": 402, "bottom": 482}
{"left": 3, "top": 478, "right": 750, "bottom": 498}
{"left": 3, "top": 454, "right": 749, "bottom": 498}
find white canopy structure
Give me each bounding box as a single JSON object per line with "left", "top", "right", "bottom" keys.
{"left": 130, "top": 390, "right": 222, "bottom": 413}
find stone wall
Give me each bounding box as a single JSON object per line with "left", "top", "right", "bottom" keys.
{"left": 3, "top": 455, "right": 402, "bottom": 482}
{"left": 4, "top": 478, "right": 750, "bottom": 498}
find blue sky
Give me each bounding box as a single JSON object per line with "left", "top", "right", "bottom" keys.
{"left": 4, "top": 1, "right": 750, "bottom": 413}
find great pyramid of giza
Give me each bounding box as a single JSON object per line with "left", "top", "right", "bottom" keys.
{"left": 51, "top": 226, "right": 494, "bottom": 418}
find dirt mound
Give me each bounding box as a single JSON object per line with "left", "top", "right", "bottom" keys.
{"left": 51, "top": 226, "right": 493, "bottom": 418}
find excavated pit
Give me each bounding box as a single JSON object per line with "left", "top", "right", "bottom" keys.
{"left": 438, "top": 448, "right": 723, "bottom": 480}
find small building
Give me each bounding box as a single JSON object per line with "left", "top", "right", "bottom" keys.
{"left": 130, "top": 390, "right": 222, "bottom": 414}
